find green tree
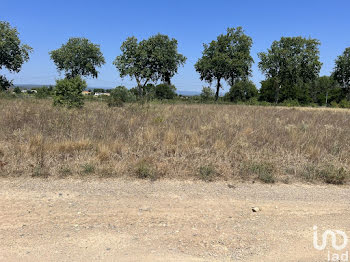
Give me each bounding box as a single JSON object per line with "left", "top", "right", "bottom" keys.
{"left": 114, "top": 35, "right": 186, "bottom": 96}
{"left": 333, "top": 47, "right": 350, "bottom": 100}
{"left": 200, "top": 86, "right": 215, "bottom": 101}
{"left": 195, "top": 27, "right": 253, "bottom": 101}
{"left": 225, "top": 80, "right": 258, "bottom": 102}
{"left": 50, "top": 37, "right": 105, "bottom": 79}
{"left": 259, "top": 78, "right": 276, "bottom": 103}
{"left": 53, "top": 76, "right": 86, "bottom": 108}
{"left": 114, "top": 37, "right": 157, "bottom": 97}
{"left": 146, "top": 34, "right": 186, "bottom": 85}
{"left": 0, "top": 21, "right": 32, "bottom": 91}
{"left": 311, "top": 76, "right": 340, "bottom": 106}
{"left": 258, "top": 37, "right": 322, "bottom": 103}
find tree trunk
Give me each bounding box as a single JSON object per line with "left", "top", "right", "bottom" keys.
{"left": 274, "top": 81, "right": 280, "bottom": 104}
{"left": 165, "top": 74, "right": 171, "bottom": 86}
{"left": 136, "top": 79, "right": 142, "bottom": 97}
{"left": 215, "top": 78, "right": 221, "bottom": 101}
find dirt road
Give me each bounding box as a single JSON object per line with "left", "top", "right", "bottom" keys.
{"left": 1, "top": 178, "right": 349, "bottom": 261}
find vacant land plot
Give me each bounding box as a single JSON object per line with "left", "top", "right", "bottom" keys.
{"left": 0, "top": 99, "right": 349, "bottom": 184}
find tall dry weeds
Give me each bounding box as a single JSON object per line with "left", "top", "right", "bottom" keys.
{"left": 0, "top": 98, "right": 349, "bottom": 183}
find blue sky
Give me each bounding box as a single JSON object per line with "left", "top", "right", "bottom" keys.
{"left": 1, "top": 0, "right": 350, "bottom": 92}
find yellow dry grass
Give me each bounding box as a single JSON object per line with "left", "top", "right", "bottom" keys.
{"left": 0, "top": 98, "right": 349, "bottom": 183}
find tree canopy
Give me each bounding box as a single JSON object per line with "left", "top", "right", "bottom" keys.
{"left": 258, "top": 37, "right": 322, "bottom": 103}
{"left": 113, "top": 34, "right": 186, "bottom": 96}
{"left": 50, "top": 37, "right": 105, "bottom": 79}
{"left": 333, "top": 47, "right": 350, "bottom": 100}
{"left": 195, "top": 27, "right": 253, "bottom": 100}
{"left": 0, "top": 21, "right": 32, "bottom": 90}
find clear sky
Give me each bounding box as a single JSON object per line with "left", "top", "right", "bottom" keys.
{"left": 1, "top": 0, "right": 350, "bottom": 92}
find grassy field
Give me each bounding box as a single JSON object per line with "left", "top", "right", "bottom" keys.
{"left": 0, "top": 98, "right": 349, "bottom": 184}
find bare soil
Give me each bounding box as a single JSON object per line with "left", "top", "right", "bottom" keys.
{"left": 1, "top": 178, "right": 349, "bottom": 261}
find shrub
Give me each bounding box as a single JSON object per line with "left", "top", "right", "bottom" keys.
{"left": 35, "top": 86, "right": 53, "bottom": 99}
{"left": 225, "top": 80, "right": 258, "bottom": 102}
{"left": 198, "top": 164, "right": 217, "bottom": 182}
{"left": 13, "top": 86, "right": 22, "bottom": 94}
{"left": 339, "top": 99, "right": 350, "bottom": 108}
{"left": 107, "top": 85, "right": 135, "bottom": 107}
{"left": 281, "top": 99, "right": 300, "bottom": 107}
{"left": 200, "top": 86, "right": 215, "bottom": 101}
{"left": 135, "top": 160, "right": 157, "bottom": 180}
{"left": 243, "top": 161, "right": 276, "bottom": 183}
{"left": 317, "top": 166, "right": 348, "bottom": 185}
{"left": 53, "top": 76, "right": 86, "bottom": 108}
{"left": 300, "top": 164, "right": 348, "bottom": 184}
{"left": 154, "top": 84, "right": 177, "bottom": 100}
{"left": 330, "top": 101, "right": 339, "bottom": 108}
{"left": 81, "top": 163, "right": 95, "bottom": 174}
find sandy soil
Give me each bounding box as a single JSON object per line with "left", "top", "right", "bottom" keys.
{"left": 0, "top": 178, "right": 349, "bottom": 261}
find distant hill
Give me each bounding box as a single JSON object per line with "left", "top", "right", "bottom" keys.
{"left": 177, "top": 90, "right": 200, "bottom": 96}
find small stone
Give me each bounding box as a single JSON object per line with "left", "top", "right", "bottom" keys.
{"left": 252, "top": 207, "right": 261, "bottom": 212}
{"left": 58, "top": 193, "right": 63, "bottom": 196}
{"left": 106, "top": 248, "right": 111, "bottom": 251}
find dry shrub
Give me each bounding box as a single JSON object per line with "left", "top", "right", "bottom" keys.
{"left": 0, "top": 98, "right": 349, "bottom": 184}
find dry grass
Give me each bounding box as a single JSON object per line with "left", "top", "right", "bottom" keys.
{"left": 0, "top": 98, "right": 350, "bottom": 184}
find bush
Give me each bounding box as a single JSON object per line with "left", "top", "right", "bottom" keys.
{"left": 200, "top": 86, "right": 215, "bottom": 101}
{"left": 53, "top": 76, "right": 86, "bottom": 108}
{"left": 35, "top": 86, "right": 53, "bottom": 99}
{"left": 107, "top": 85, "right": 135, "bottom": 107}
{"left": 154, "top": 84, "right": 177, "bottom": 100}
{"left": 300, "top": 164, "right": 348, "bottom": 184}
{"left": 339, "top": 99, "right": 350, "bottom": 108}
{"left": 281, "top": 99, "right": 300, "bottom": 107}
{"left": 81, "top": 163, "right": 95, "bottom": 174}
{"left": 13, "top": 86, "right": 22, "bottom": 94}
{"left": 198, "top": 164, "right": 217, "bottom": 182}
{"left": 243, "top": 161, "right": 276, "bottom": 183}
{"left": 225, "top": 80, "right": 258, "bottom": 102}
{"left": 318, "top": 166, "right": 348, "bottom": 185}
{"left": 330, "top": 101, "right": 339, "bottom": 108}
{"left": 135, "top": 160, "right": 157, "bottom": 180}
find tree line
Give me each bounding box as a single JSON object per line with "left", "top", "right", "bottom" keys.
{"left": 1, "top": 20, "right": 350, "bottom": 108}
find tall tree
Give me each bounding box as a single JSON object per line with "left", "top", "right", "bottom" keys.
{"left": 195, "top": 27, "right": 253, "bottom": 100}
{"left": 114, "top": 35, "right": 186, "bottom": 96}
{"left": 333, "top": 47, "right": 350, "bottom": 100}
{"left": 0, "top": 21, "right": 32, "bottom": 90}
{"left": 50, "top": 37, "right": 105, "bottom": 79}
{"left": 146, "top": 34, "right": 186, "bottom": 85}
{"left": 258, "top": 37, "right": 322, "bottom": 103}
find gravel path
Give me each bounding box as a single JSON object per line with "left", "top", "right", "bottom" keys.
{"left": 1, "top": 178, "right": 349, "bottom": 261}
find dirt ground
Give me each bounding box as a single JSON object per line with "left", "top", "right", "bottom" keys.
{"left": 0, "top": 178, "right": 349, "bottom": 261}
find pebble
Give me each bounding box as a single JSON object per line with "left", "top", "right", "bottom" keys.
{"left": 252, "top": 207, "right": 261, "bottom": 212}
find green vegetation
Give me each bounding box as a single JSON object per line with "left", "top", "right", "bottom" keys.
{"left": 53, "top": 76, "right": 86, "bottom": 108}
{"left": 113, "top": 34, "right": 186, "bottom": 97}
{"left": 0, "top": 21, "right": 32, "bottom": 91}
{"left": 49, "top": 37, "right": 105, "bottom": 79}
{"left": 195, "top": 27, "right": 253, "bottom": 100}
{"left": 198, "top": 164, "right": 217, "bottom": 182}
{"left": 1, "top": 20, "right": 350, "bottom": 108}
